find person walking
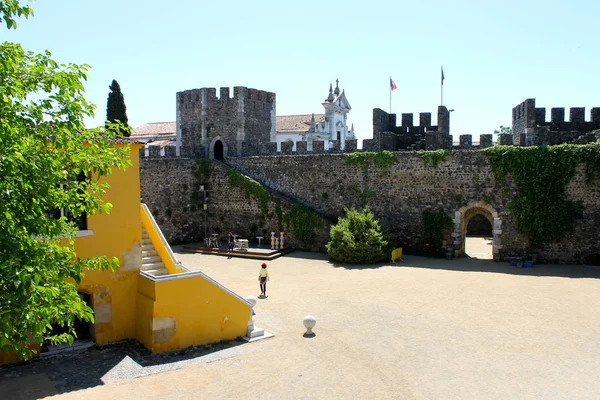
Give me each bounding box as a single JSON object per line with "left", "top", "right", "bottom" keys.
{"left": 258, "top": 262, "right": 269, "bottom": 296}
{"left": 227, "top": 232, "right": 234, "bottom": 252}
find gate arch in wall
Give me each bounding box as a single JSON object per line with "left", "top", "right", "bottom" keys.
{"left": 453, "top": 201, "right": 501, "bottom": 260}
{"left": 209, "top": 136, "right": 228, "bottom": 160}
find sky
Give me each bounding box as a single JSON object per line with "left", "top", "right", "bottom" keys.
{"left": 5, "top": 0, "right": 600, "bottom": 145}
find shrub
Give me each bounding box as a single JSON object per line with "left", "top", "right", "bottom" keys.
{"left": 326, "top": 207, "right": 388, "bottom": 264}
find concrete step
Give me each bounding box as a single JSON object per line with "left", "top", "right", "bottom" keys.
{"left": 142, "top": 249, "right": 158, "bottom": 257}
{"left": 142, "top": 261, "right": 165, "bottom": 271}
{"left": 144, "top": 268, "right": 168, "bottom": 276}
{"left": 142, "top": 238, "right": 152, "bottom": 245}
{"left": 142, "top": 255, "right": 161, "bottom": 264}
{"left": 248, "top": 327, "right": 265, "bottom": 338}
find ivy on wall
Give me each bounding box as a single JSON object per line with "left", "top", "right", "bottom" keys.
{"left": 417, "top": 149, "right": 450, "bottom": 167}
{"left": 345, "top": 151, "right": 397, "bottom": 170}
{"left": 226, "top": 168, "right": 322, "bottom": 243}
{"left": 274, "top": 197, "right": 284, "bottom": 232}
{"left": 226, "top": 169, "right": 269, "bottom": 217}
{"left": 483, "top": 143, "right": 600, "bottom": 246}
{"left": 423, "top": 208, "right": 453, "bottom": 252}
{"left": 190, "top": 159, "right": 213, "bottom": 204}
{"left": 352, "top": 185, "right": 376, "bottom": 207}
{"left": 284, "top": 204, "right": 323, "bottom": 243}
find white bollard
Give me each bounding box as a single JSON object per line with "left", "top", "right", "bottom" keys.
{"left": 303, "top": 315, "right": 316, "bottom": 336}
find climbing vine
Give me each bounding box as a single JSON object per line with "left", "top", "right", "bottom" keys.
{"left": 345, "top": 150, "right": 397, "bottom": 170}
{"left": 226, "top": 169, "right": 269, "bottom": 217}
{"left": 483, "top": 143, "right": 600, "bottom": 246}
{"left": 423, "top": 208, "right": 453, "bottom": 252}
{"left": 284, "top": 204, "right": 323, "bottom": 243}
{"left": 352, "top": 185, "right": 376, "bottom": 207}
{"left": 417, "top": 149, "right": 451, "bottom": 167}
{"left": 190, "top": 159, "right": 213, "bottom": 204}
{"left": 274, "top": 197, "right": 284, "bottom": 232}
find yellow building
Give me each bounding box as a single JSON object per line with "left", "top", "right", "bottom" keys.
{"left": 1, "top": 142, "right": 251, "bottom": 363}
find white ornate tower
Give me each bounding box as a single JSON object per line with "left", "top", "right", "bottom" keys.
{"left": 321, "top": 79, "right": 352, "bottom": 150}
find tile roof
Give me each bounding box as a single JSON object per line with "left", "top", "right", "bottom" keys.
{"left": 276, "top": 114, "right": 325, "bottom": 133}
{"left": 132, "top": 115, "right": 326, "bottom": 139}
{"left": 131, "top": 122, "right": 176, "bottom": 140}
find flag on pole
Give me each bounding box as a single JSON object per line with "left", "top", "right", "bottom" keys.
{"left": 441, "top": 67, "right": 445, "bottom": 86}
{"left": 390, "top": 77, "right": 397, "bottom": 91}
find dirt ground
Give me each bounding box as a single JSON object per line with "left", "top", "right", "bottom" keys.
{"left": 3, "top": 246, "right": 600, "bottom": 400}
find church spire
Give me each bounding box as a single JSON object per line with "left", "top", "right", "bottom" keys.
{"left": 326, "top": 83, "right": 334, "bottom": 102}
{"left": 334, "top": 79, "right": 340, "bottom": 96}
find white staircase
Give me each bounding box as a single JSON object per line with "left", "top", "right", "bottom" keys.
{"left": 141, "top": 228, "right": 169, "bottom": 276}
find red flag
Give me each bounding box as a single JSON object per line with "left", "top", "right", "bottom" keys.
{"left": 390, "top": 77, "right": 397, "bottom": 91}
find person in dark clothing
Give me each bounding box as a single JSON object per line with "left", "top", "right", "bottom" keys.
{"left": 227, "top": 232, "right": 235, "bottom": 251}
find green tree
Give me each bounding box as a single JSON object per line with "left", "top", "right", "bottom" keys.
{"left": 0, "top": 1, "right": 131, "bottom": 359}
{"left": 494, "top": 125, "right": 512, "bottom": 136}
{"left": 326, "top": 207, "right": 388, "bottom": 264}
{"left": 106, "top": 79, "right": 130, "bottom": 137}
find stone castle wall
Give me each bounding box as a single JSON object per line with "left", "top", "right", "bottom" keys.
{"left": 139, "top": 157, "right": 331, "bottom": 250}
{"left": 140, "top": 152, "right": 600, "bottom": 264}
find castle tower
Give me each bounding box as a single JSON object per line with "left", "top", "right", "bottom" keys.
{"left": 176, "top": 87, "right": 275, "bottom": 158}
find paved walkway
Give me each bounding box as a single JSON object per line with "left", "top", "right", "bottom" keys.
{"left": 3, "top": 250, "right": 600, "bottom": 399}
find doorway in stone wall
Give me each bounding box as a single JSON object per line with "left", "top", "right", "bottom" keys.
{"left": 455, "top": 202, "right": 500, "bottom": 260}
{"left": 214, "top": 140, "right": 224, "bottom": 160}
{"left": 465, "top": 213, "right": 493, "bottom": 259}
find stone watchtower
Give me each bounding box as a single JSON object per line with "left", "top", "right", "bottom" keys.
{"left": 176, "top": 87, "right": 276, "bottom": 159}
{"left": 512, "top": 98, "right": 600, "bottom": 146}
{"left": 368, "top": 105, "right": 451, "bottom": 151}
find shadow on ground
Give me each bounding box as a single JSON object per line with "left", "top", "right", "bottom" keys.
{"left": 0, "top": 339, "right": 245, "bottom": 400}
{"left": 328, "top": 253, "right": 600, "bottom": 279}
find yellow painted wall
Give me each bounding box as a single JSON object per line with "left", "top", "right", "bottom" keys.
{"left": 136, "top": 273, "right": 251, "bottom": 353}
{"left": 135, "top": 274, "right": 156, "bottom": 350}
{"left": 4, "top": 142, "right": 252, "bottom": 363}
{"left": 74, "top": 143, "right": 143, "bottom": 345}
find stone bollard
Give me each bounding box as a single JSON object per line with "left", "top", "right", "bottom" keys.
{"left": 303, "top": 315, "right": 316, "bottom": 337}
{"left": 271, "top": 232, "right": 276, "bottom": 250}
{"left": 280, "top": 232, "right": 285, "bottom": 249}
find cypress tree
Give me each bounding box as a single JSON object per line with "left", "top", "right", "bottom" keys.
{"left": 106, "top": 79, "right": 129, "bottom": 136}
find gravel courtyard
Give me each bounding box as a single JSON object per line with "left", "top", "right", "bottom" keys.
{"left": 3, "top": 249, "right": 600, "bottom": 399}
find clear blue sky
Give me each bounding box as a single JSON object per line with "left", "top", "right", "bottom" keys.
{"left": 6, "top": 0, "right": 600, "bottom": 144}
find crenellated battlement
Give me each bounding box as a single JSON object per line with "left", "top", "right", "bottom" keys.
{"left": 370, "top": 106, "right": 451, "bottom": 150}
{"left": 512, "top": 98, "right": 600, "bottom": 146}
{"left": 177, "top": 86, "right": 276, "bottom": 107}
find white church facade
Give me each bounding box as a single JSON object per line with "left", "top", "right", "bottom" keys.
{"left": 275, "top": 80, "right": 355, "bottom": 152}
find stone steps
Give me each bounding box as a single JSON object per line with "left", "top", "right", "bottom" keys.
{"left": 141, "top": 227, "right": 168, "bottom": 276}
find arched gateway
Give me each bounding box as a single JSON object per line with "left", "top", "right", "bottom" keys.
{"left": 209, "top": 136, "right": 228, "bottom": 160}
{"left": 453, "top": 201, "right": 502, "bottom": 260}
